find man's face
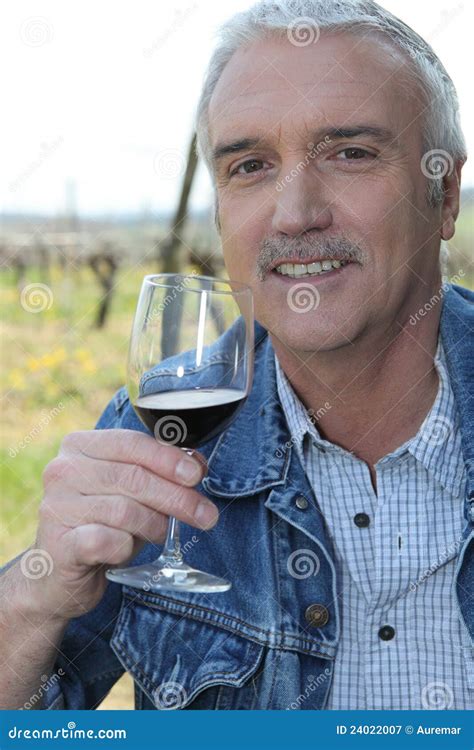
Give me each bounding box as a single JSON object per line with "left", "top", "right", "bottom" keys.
{"left": 208, "top": 32, "right": 444, "bottom": 352}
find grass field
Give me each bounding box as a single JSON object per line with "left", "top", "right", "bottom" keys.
{"left": 1, "top": 217, "right": 472, "bottom": 708}
{"left": 0, "top": 259, "right": 165, "bottom": 709}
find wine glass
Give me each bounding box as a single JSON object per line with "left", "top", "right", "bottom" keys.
{"left": 105, "top": 273, "right": 254, "bottom": 593}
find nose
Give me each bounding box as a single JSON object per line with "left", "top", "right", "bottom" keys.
{"left": 272, "top": 165, "right": 333, "bottom": 236}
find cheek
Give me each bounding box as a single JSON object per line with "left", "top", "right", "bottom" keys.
{"left": 341, "top": 178, "right": 416, "bottom": 256}
{"left": 220, "top": 194, "right": 268, "bottom": 282}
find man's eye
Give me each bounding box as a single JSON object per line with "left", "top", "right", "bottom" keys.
{"left": 336, "top": 147, "right": 374, "bottom": 160}
{"left": 231, "top": 159, "right": 265, "bottom": 176}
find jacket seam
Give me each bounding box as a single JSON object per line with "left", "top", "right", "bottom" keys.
{"left": 83, "top": 667, "right": 124, "bottom": 688}
{"left": 122, "top": 593, "right": 334, "bottom": 657}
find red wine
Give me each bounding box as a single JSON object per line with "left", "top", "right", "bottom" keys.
{"left": 134, "top": 388, "right": 246, "bottom": 447}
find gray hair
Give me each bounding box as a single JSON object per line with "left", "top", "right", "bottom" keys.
{"left": 195, "top": 0, "right": 466, "bottom": 208}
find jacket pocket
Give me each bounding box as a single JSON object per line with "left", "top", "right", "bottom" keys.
{"left": 110, "top": 588, "right": 265, "bottom": 710}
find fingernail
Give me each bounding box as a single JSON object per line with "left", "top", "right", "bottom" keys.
{"left": 195, "top": 499, "right": 219, "bottom": 528}
{"left": 176, "top": 457, "right": 202, "bottom": 484}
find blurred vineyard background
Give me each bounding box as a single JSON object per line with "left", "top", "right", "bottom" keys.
{"left": 1, "top": 187, "right": 473, "bottom": 707}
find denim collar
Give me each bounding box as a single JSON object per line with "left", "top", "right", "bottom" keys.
{"left": 202, "top": 321, "right": 289, "bottom": 497}
{"left": 439, "top": 284, "right": 474, "bottom": 506}
{"left": 203, "top": 283, "right": 474, "bottom": 510}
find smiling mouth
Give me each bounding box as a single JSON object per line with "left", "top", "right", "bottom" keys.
{"left": 271, "top": 259, "right": 352, "bottom": 278}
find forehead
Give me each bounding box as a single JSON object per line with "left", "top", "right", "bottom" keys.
{"left": 208, "top": 31, "right": 420, "bottom": 148}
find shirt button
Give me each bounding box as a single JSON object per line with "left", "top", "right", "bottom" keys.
{"left": 378, "top": 625, "right": 395, "bottom": 641}
{"left": 353, "top": 512, "right": 370, "bottom": 528}
{"left": 304, "top": 604, "right": 329, "bottom": 627}
{"left": 295, "top": 495, "right": 309, "bottom": 510}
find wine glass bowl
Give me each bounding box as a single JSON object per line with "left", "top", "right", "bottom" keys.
{"left": 105, "top": 273, "right": 254, "bottom": 594}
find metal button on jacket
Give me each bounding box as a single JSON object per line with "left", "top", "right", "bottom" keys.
{"left": 304, "top": 603, "right": 329, "bottom": 627}
{"left": 295, "top": 495, "right": 309, "bottom": 510}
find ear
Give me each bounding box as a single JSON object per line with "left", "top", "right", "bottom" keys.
{"left": 440, "top": 159, "right": 464, "bottom": 241}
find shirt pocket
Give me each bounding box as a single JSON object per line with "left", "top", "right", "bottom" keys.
{"left": 110, "top": 588, "right": 265, "bottom": 710}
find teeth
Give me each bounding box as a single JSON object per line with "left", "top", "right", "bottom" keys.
{"left": 294, "top": 264, "right": 307, "bottom": 277}
{"left": 275, "top": 260, "right": 347, "bottom": 277}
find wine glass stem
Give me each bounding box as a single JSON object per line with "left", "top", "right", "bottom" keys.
{"left": 159, "top": 516, "right": 183, "bottom": 565}
{"left": 157, "top": 446, "right": 195, "bottom": 566}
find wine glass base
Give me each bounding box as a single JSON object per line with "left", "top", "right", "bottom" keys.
{"left": 105, "top": 561, "right": 231, "bottom": 593}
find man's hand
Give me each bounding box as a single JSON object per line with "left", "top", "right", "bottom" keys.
{"left": 19, "top": 429, "right": 217, "bottom": 621}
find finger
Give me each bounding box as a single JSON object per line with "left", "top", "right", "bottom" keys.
{"left": 53, "top": 494, "right": 168, "bottom": 542}
{"left": 69, "top": 524, "right": 135, "bottom": 567}
{"left": 59, "top": 429, "right": 207, "bottom": 486}
{"left": 47, "top": 456, "right": 219, "bottom": 529}
{"left": 105, "top": 536, "right": 145, "bottom": 571}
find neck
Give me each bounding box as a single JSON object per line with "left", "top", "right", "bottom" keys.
{"left": 271, "top": 294, "right": 442, "bottom": 467}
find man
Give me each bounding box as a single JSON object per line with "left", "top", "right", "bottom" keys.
{"left": 1, "top": 0, "right": 472, "bottom": 710}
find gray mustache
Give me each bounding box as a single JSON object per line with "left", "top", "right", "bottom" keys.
{"left": 256, "top": 236, "right": 367, "bottom": 280}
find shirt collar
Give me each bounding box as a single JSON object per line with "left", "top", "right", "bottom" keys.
{"left": 406, "top": 334, "right": 466, "bottom": 499}
{"left": 274, "top": 333, "right": 466, "bottom": 500}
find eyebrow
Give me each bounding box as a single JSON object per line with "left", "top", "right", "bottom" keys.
{"left": 322, "top": 126, "right": 395, "bottom": 145}
{"left": 211, "top": 125, "right": 396, "bottom": 166}
{"left": 212, "top": 137, "right": 262, "bottom": 164}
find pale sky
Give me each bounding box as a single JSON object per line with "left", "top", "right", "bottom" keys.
{"left": 1, "top": 0, "right": 472, "bottom": 216}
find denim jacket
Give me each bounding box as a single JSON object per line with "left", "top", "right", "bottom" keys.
{"left": 32, "top": 283, "right": 474, "bottom": 709}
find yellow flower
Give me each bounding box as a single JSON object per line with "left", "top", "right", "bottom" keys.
{"left": 41, "top": 354, "right": 56, "bottom": 368}
{"left": 74, "top": 348, "right": 90, "bottom": 362}
{"left": 9, "top": 369, "right": 26, "bottom": 389}
{"left": 52, "top": 347, "right": 67, "bottom": 365}
{"left": 81, "top": 359, "right": 97, "bottom": 374}
{"left": 27, "top": 356, "right": 41, "bottom": 372}
{"left": 45, "top": 383, "right": 59, "bottom": 398}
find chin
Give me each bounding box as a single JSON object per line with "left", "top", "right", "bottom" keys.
{"left": 267, "top": 314, "right": 352, "bottom": 353}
